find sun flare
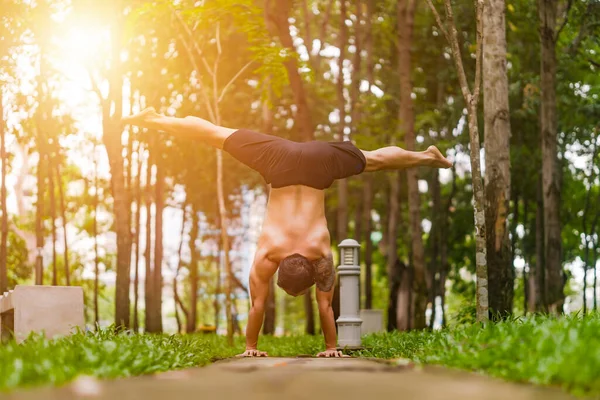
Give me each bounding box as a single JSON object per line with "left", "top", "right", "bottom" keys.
{"left": 53, "top": 23, "right": 109, "bottom": 70}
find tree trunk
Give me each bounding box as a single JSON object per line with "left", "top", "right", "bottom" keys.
{"left": 396, "top": 262, "right": 413, "bottom": 331}
{"left": 55, "top": 162, "right": 70, "bottom": 286}
{"left": 214, "top": 243, "right": 221, "bottom": 332}
{"left": 483, "top": 0, "right": 513, "bottom": 319}
{"left": 0, "top": 95, "right": 7, "bottom": 293}
{"left": 427, "top": 0, "right": 488, "bottom": 322}
{"left": 262, "top": 82, "right": 276, "bottom": 335}
{"left": 304, "top": 290, "right": 315, "bottom": 335}
{"left": 330, "top": 0, "right": 349, "bottom": 326}
{"left": 593, "top": 240, "right": 598, "bottom": 311}
{"left": 263, "top": 278, "right": 276, "bottom": 335}
{"left": 363, "top": 176, "right": 374, "bottom": 309}
{"left": 532, "top": 175, "right": 546, "bottom": 311}
{"left": 133, "top": 143, "right": 143, "bottom": 332}
{"left": 265, "top": 0, "right": 314, "bottom": 142}
{"left": 398, "top": 0, "right": 426, "bottom": 330}
{"left": 93, "top": 151, "right": 100, "bottom": 326}
{"left": 363, "top": 0, "right": 375, "bottom": 310}
{"left": 387, "top": 173, "right": 401, "bottom": 320}
{"left": 174, "top": 200, "right": 188, "bottom": 333}
{"left": 48, "top": 156, "right": 57, "bottom": 286}
{"left": 153, "top": 152, "right": 164, "bottom": 332}
{"left": 102, "top": 17, "right": 131, "bottom": 328}
{"left": 188, "top": 207, "right": 199, "bottom": 334}
{"left": 35, "top": 137, "right": 45, "bottom": 285}
{"left": 581, "top": 141, "right": 598, "bottom": 315}
{"left": 144, "top": 147, "right": 155, "bottom": 332}
{"left": 387, "top": 259, "right": 400, "bottom": 331}
{"left": 440, "top": 167, "right": 456, "bottom": 327}
{"left": 215, "top": 154, "right": 234, "bottom": 345}
{"left": 539, "top": 0, "right": 563, "bottom": 313}
{"left": 337, "top": 0, "right": 349, "bottom": 243}
{"left": 467, "top": 105, "right": 490, "bottom": 323}
{"left": 429, "top": 169, "right": 441, "bottom": 329}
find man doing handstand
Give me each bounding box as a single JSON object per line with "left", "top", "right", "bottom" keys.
{"left": 123, "top": 108, "right": 452, "bottom": 357}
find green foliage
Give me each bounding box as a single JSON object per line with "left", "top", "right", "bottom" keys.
{"left": 6, "top": 229, "right": 31, "bottom": 288}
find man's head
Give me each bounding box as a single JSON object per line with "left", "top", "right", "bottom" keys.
{"left": 277, "top": 254, "right": 315, "bottom": 296}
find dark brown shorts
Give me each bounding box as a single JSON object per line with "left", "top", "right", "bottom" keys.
{"left": 223, "top": 129, "right": 366, "bottom": 190}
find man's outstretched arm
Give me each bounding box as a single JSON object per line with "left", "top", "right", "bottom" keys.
{"left": 239, "top": 253, "right": 277, "bottom": 357}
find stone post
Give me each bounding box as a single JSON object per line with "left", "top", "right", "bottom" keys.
{"left": 336, "top": 239, "right": 362, "bottom": 348}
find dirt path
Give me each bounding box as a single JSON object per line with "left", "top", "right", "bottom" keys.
{"left": 8, "top": 357, "right": 575, "bottom": 400}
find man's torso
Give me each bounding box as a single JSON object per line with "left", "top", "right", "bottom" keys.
{"left": 258, "top": 185, "right": 331, "bottom": 264}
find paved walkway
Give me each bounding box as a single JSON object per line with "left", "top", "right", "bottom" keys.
{"left": 7, "top": 357, "right": 575, "bottom": 400}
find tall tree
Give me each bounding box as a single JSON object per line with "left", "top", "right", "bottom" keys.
{"left": 538, "top": 0, "right": 564, "bottom": 313}
{"left": 132, "top": 142, "right": 143, "bottom": 332}
{"left": 581, "top": 138, "right": 599, "bottom": 315}
{"left": 262, "top": 88, "right": 276, "bottom": 336}
{"left": 337, "top": 0, "right": 349, "bottom": 242}
{"left": 93, "top": 147, "right": 100, "bottom": 326}
{"left": 363, "top": 0, "right": 375, "bottom": 310}
{"left": 48, "top": 156, "right": 57, "bottom": 286}
{"left": 83, "top": 0, "right": 132, "bottom": 327}
{"left": 144, "top": 144, "right": 157, "bottom": 332}
{"left": 0, "top": 91, "right": 7, "bottom": 294}
{"left": 153, "top": 145, "right": 165, "bottom": 332}
{"left": 34, "top": 73, "right": 47, "bottom": 286}
{"left": 265, "top": 0, "right": 314, "bottom": 142}
{"left": 483, "top": 0, "right": 513, "bottom": 318}
{"left": 304, "top": 290, "right": 316, "bottom": 335}
{"left": 187, "top": 205, "right": 199, "bottom": 334}
{"left": 398, "top": 0, "right": 427, "bottom": 330}
{"left": 55, "top": 162, "right": 70, "bottom": 286}
{"left": 427, "top": 0, "right": 489, "bottom": 322}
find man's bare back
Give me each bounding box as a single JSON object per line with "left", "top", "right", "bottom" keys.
{"left": 259, "top": 185, "right": 330, "bottom": 263}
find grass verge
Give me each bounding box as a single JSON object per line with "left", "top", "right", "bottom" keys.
{"left": 359, "top": 313, "right": 600, "bottom": 396}
{"left": 1, "top": 314, "right": 598, "bottom": 396}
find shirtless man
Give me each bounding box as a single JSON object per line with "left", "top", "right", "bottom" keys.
{"left": 122, "top": 108, "right": 452, "bottom": 357}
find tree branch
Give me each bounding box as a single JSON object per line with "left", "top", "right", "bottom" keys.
{"left": 218, "top": 61, "right": 254, "bottom": 104}
{"left": 172, "top": 9, "right": 215, "bottom": 77}
{"left": 472, "top": 0, "right": 484, "bottom": 102}
{"left": 555, "top": 0, "right": 574, "bottom": 41}
{"left": 429, "top": 0, "right": 472, "bottom": 101}
{"left": 425, "top": 0, "right": 450, "bottom": 44}
{"left": 176, "top": 32, "right": 217, "bottom": 123}
{"left": 87, "top": 70, "right": 104, "bottom": 104}
{"left": 314, "top": 0, "right": 334, "bottom": 69}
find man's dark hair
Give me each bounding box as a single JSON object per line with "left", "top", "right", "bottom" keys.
{"left": 277, "top": 254, "right": 315, "bottom": 296}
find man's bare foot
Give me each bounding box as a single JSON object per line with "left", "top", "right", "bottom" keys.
{"left": 426, "top": 145, "right": 453, "bottom": 169}
{"left": 121, "top": 107, "right": 162, "bottom": 128}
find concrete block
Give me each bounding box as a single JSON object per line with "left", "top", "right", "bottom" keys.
{"left": 360, "top": 309, "right": 384, "bottom": 335}
{"left": 0, "top": 285, "right": 84, "bottom": 343}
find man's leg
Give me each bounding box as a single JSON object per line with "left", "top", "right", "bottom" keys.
{"left": 360, "top": 145, "right": 453, "bottom": 172}
{"left": 122, "top": 107, "right": 236, "bottom": 149}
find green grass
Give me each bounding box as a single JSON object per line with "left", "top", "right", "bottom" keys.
{"left": 1, "top": 314, "right": 599, "bottom": 396}
{"left": 359, "top": 313, "right": 600, "bottom": 396}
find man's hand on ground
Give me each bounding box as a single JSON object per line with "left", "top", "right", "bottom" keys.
{"left": 316, "top": 349, "right": 350, "bottom": 358}
{"left": 237, "top": 349, "right": 269, "bottom": 357}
